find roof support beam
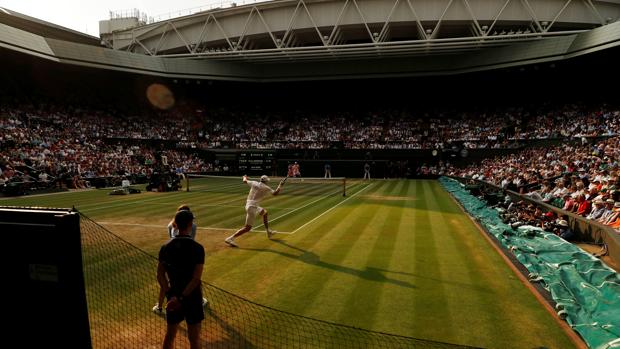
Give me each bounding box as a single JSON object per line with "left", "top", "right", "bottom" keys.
{"left": 545, "top": 0, "right": 573, "bottom": 32}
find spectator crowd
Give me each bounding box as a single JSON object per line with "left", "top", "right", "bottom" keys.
{"left": 449, "top": 136, "right": 620, "bottom": 234}
{"left": 190, "top": 104, "right": 620, "bottom": 150}
{"left": 1, "top": 101, "right": 619, "bottom": 200}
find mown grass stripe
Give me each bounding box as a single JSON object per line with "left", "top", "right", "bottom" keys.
{"left": 78, "top": 190, "right": 201, "bottom": 213}
{"left": 212, "top": 183, "right": 362, "bottom": 232}
{"left": 204, "top": 186, "right": 379, "bottom": 288}
{"left": 289, "top": 182, "right": 373, "bottom": 234}
{"left": 270, "top": 183, "right": 344, "bottom": 208}
{"left": 200, "top": 185, "right": 335, "bottom": 229}
{"left": 253, "top": 186, "right": 348, "bottom": 231}
{"left": 278, "top": 183, "right": 386, "bottom": 318}
{"left": 434, "top": 182, "right": 578, "bottom": 349}
{"left": 410, "top": 180, "right": 455, "bottom": 341}
{"left": 335, "top": 180, "right": 406, "bottom": 329}
{"left": 7, "top": 179, "right": 581, "bottom": 348}
{"left": 424, "top": 181, "right": 501, "bottom": 346}
{"left": 209, "top": 183, "right": 385, "bottom": 310}
{"left": 379, "top": 178, "right": 418, "bottom": 336}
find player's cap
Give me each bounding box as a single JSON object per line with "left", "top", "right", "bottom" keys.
{"left": 558, "top": 220, "right": 569, "bottom": 227}
{"left": 260, "top": 175, "right": 270, "bottom": 183}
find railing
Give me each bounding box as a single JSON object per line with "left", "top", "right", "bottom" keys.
{"left": 150, "top": 0, "right": 273, "bottom": 23}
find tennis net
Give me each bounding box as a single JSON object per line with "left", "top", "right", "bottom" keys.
{"left": 186, "top": 174, "right": 360, "bottom": 196}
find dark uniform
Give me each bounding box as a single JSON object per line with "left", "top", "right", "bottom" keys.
{"left": 159, "top": 236, "right": 205, "bottom": 324}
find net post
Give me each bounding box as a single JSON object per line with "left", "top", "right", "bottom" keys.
{"left": 343, "top": 177, "right": 346, "bottom": 197}
{"left": 186, "top": 175, "right": 190, "bottom": 192}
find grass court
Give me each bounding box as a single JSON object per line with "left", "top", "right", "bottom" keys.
{"left": 3, "top": 177, "right": 576, "bottom": 348}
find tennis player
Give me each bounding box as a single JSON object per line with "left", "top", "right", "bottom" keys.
{"left": 225, "top": 175, "right": 285, "bottom": 247}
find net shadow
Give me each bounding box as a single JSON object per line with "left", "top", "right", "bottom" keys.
{"left": 80, "top": 213, "right": 478, "bottom": 349}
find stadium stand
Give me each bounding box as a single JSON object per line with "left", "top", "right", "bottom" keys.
{"left": 4, "top": 2, "right": 620, "bottom": 347}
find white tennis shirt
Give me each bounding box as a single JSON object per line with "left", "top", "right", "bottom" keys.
{"left": 246, "top": 180, "right": 275, "bottom": 207}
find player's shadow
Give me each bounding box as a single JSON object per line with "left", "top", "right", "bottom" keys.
{"left": 203, "top": 310, "right": 257, "bottom": 348}
{"left": 241, "top": 239, "right": 415, "bottom": 289}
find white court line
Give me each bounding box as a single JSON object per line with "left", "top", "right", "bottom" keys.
{"left": 77, "top": 182, "right": 242, "bottom": 210}
{"left": 210, "top": 194, "right": 247, "bottom": 206}
{"left": 282, "top": 182, "right": 374, "bottom": 235}
{"left": 138, "top": 201, "right": 295, "bottom": 210}
{"left": 77, "top": 181, "right": 242, "bottom": 212}
{"left": 98, "top": 221, "right": 236, "bottom": 231}
{"left": 73, "top": 186, "right": 208, "bottom": 209}
{"left": 0, "top": 178, "right": 237, "bottom": 203}
{"left": 189, "top": 180, "right": 245, "bottom": 192}
{"left": 0, "top": 188, "right": 95, "bottom": 200}
{"left": 252, "top": 185, "right": 349, "bottom": 231}
{"left": 81, "top": 179, "right": 297, "bottom": 212}
{"left": 208, "top": 183, "right": 344, "bottom": 212}
{"left": 96, "top": 221, "right": 286, "bottom": 234}
{"left": 139, "top": 202, "right": 244, "bottom": 209}
{"left": 78, "top": 192, "right": 190, "bottom": 212}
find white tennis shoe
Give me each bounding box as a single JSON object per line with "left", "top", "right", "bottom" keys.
{"left": 225, "top": 237, "right": 238, "bottom": 247}
{"left": 267, "top": 229, "right": 276, "bottom": 239}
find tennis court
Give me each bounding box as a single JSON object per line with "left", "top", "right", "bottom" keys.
{"left": 3, "top": 178, "right": 577, "bottom": 348}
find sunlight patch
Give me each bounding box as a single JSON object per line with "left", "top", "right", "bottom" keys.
{"left": 360, "top": 195, "right": 417, "bottom": 201}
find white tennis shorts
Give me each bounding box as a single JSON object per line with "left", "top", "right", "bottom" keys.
{"left": 245, "top": 205, "right": 264, "bottom": 226}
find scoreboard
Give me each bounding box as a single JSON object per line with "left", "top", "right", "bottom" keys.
{"left": 238, "top": 151, "right": 275, "bottom": 174}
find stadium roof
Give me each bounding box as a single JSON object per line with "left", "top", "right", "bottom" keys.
{"left": 101, "top": 0, "right": 620, "bottom": 62}
{"left": 1, "top": 1, "right": 620, "bottom": 81}
{"left": 0, "top": 6, "right": 100, "bottom": 46}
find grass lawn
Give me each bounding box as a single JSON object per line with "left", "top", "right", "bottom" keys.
{"left": 4, "top": 178, "right": 577, "bottom": 348}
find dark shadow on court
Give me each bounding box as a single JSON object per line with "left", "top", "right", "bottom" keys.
{"left": 368, "top": 266, "right": 414, "bottom": 277}
{"left": 339, "top": 180, "right": 464, "bottom": 214}
{"left": 241, "top": 239, "right": 415, "bottom": 289}
{"left": 406, "top": 271, "right": 495, "bottom": 294}
{"left": 204, "top": 309, "right": 257, "bottom": 349}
